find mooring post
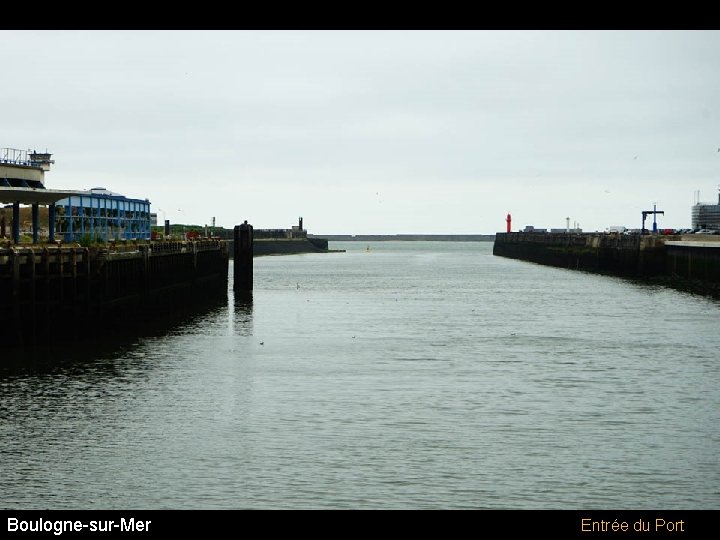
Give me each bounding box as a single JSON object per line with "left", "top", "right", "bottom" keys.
{"left": 234, "top": 220, "right": 253, "bottom": 291}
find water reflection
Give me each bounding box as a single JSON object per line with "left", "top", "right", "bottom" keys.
{"left": 0, "top": 294, "right": 230, "bottom": 378}
{"left": 229, "top": 290, "right": 254, "bottom": 337}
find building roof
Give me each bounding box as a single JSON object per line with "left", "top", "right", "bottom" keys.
{"left": 0, "top": 187, "right": 90, "bottom": 205}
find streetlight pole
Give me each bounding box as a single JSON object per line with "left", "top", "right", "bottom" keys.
{"left": 177, "top": 209, "right": 185, "bottom": 240}
{"left": 156, "top": 207, "right": 169, "bottom": 238}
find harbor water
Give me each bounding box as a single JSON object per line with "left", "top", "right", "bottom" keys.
{"left": 1, "top": 241, "right": 718, "bottom": 509}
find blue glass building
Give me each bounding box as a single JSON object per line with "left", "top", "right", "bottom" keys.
{"left": 55, "top": 187, "right": 151, "bottom": 242}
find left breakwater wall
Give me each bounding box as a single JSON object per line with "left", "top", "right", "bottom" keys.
{"left": 0, "top": 240, "right": 229, "bottom": 348}
{"left": 224, "top": 237, "right": 331, "bottom": 257}
{"left": 254, "top": 237, "right": 329, "bottom": 256}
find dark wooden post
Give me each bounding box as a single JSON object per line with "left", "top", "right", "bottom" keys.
{"left": 234, "top": 221, "right": 253, "bottom": 291}
{"left": 29, "top": 248, "right": 37, "bottom": 344}
{"left": 11, "top": 248, "right": 22, "bottom": 345}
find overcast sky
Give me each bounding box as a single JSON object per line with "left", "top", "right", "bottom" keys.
{"left": 2, "top": 30, "right": 719, "bottom": 234}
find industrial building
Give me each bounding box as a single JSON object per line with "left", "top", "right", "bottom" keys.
{"left": 691, "top": 190, "right": 720, "bottom": 230}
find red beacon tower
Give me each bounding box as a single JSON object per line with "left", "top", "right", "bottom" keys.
{"left": 506, "top": 213, "right": 512, "bottom": 233}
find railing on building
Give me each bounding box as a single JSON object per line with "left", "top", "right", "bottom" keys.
{"left": 0, "top": 148, "right": 54, "bottom": 169}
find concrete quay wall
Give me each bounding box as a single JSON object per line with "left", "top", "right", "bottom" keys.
{"left": 493, "top": 232, "right": 720, "bottom": 297}
{"left": 493, "top": 232, "right": 668, "bottom": 276}
{"left": 665, "top": 242, "right": 720, "bottom": 285}
{"left": 0, "top": 240, "right": 229, "bottom": 348}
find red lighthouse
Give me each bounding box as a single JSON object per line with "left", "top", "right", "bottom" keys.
{"left": 506, "top": 213, "right": 512, "bottom": 233}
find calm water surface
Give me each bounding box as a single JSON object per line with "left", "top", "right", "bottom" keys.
{"left": 1, "top": 241, "right": 718, "bottom": 509}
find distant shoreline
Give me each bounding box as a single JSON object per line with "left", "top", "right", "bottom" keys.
{"left": 308, "top": 234, "right": 496, "bottom": 242}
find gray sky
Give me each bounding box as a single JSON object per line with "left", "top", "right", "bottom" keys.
{"left": 2, "top": 30, "right": 719, "bottom": 234}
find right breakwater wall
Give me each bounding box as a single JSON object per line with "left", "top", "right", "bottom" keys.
{"left": 664, "top": 241, "right": 720, "bottom": 284}
{"left": 493, "top": 232, "right": 668, "bottom": 276}
{"left": 493, "top": 232, "right": 720, "bottom": 297}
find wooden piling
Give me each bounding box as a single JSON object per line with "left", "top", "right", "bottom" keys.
{"left": 11, "top": 248, "right": 22, "bottom": 346}
{"left": 29, "top": 249, "right": 36, "bottom": 344}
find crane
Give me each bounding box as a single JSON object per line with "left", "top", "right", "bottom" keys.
{"left": 641, "top": 204, "right": 664, "bottom": 234}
